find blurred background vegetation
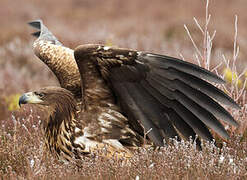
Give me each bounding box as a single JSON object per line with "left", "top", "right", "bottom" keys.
{"left": 0, "top": 0, "right": 247, "bottom": 178}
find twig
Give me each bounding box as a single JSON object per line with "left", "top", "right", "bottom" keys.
{"left": 184, "top": 24, "right": 203, "bottom": 60}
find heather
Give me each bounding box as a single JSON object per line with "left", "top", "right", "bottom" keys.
{"left": 0, "top": 0, "right": 247, "bottom": 179}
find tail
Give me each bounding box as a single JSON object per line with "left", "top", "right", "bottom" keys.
{"left": 28, "top": 19, "right": 62, "bottom": 46}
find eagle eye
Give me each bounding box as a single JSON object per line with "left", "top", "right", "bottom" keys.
{"left": 34, "top": 92, "right": 45, "bottom": 98}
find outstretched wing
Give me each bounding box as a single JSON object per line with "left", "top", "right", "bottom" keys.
{"left": 29, "top": 20, "right": 82, "bottom": 100}
{"left": 29, "top": 19, "right": 62, "bottom": 45}
{"left": 74, "top": 44, "right": 239, "bottom": 146}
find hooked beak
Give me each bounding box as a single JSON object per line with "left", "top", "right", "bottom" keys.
{"left": 19, "top": 94, "right": 28, "bottom": 107}
{"left": 19, "top": 92, "right": 43, "bottom": 107}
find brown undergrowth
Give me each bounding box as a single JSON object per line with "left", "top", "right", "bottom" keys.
{"left": 0, "top": 0, "right": 247, "bottom": 179}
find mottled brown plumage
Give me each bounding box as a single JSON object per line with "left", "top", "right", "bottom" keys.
{"left": 19, "top": 87, "right": 137, "bottom": 160}
{"left": 19, "top": 20, "right": 240, "bottom": 161}
{"left": 33, "top": 41, "right": 81, "bottom": 98}
{"left": 30, "top": 21, "right": 81, "bottom": 101}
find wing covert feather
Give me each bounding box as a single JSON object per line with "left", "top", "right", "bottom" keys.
{"left": 74, "top": 44, "right": 239, "bottom": 145}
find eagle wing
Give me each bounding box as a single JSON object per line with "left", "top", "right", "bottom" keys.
{"left": 29, "top": 20, "right": 82, "bottom": 100}
{"left": 74, "top": 44, "right": 239, "bottom": 146}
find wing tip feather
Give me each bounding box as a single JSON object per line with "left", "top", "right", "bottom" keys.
{"left": 141, "top": 53, "right": 226, "bottom": 84}
{"left": 28, "top": 19, "right": 42, "bottom": 29}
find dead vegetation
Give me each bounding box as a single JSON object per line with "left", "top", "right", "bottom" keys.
{"left": 0, "top": 0, "right": 246, "bottom": 179}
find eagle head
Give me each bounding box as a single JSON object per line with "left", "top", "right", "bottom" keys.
{"left": 19, "top": 86, "right": 76, "bottom": 107}
{"left": 19, "top": 86, "right": 78, "bottom": 128}
{"left": 19, "top": 87, "right": 79, "bottom": 160}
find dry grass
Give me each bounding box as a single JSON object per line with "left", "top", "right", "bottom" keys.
{"left": 0, "top": 0, "right": 247, "bottom": 179}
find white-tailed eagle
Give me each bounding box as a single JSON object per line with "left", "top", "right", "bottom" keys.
{"left": 19, "top": 20, "right": 239, "bottom": 161}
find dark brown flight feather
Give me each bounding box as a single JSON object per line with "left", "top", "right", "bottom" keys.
{"left": 18, "top": 20, "right": 240, "bottom": 161}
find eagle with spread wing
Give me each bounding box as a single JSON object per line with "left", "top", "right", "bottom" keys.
{"left": 19, "top": 20, "right": 239, "bottom": 161}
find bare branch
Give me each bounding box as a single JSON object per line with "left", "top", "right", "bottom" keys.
{"left": 193, "top": 17, "right": 204, "bottom": 34}
{"left": 184, "top": 24, "right": 203, "bottom": 59}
